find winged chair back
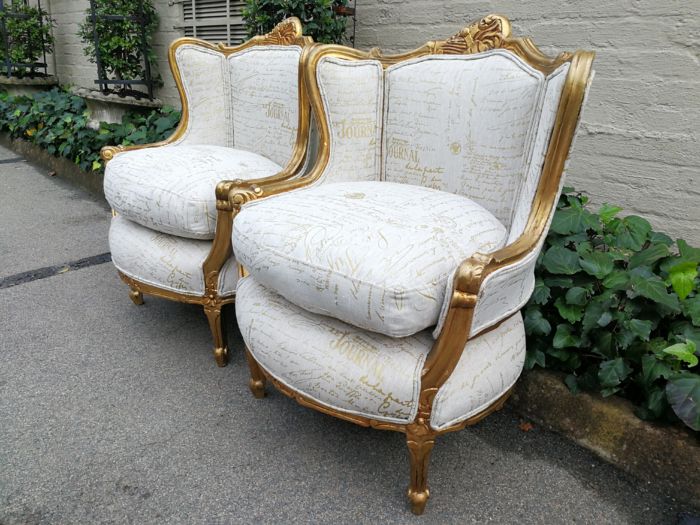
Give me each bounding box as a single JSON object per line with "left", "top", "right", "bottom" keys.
{"left": 303, "top": 15, "right": 593, "bottom": 243}
{"left": 166, "top": 18, "right": 313, "bottom": 167}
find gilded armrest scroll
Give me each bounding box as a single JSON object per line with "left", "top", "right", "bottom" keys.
{"left": 100, "top": 136, "right": 181, "bottom": 163}
{"left": 421, "top": 254, "right": 493, "bottom": 394}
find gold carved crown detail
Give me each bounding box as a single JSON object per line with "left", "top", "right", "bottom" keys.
{"left": 262, "top": 17, "right": 303, "bottom": 45}
{"left": 436, "top": 15, "right": 511, "bottom": 55}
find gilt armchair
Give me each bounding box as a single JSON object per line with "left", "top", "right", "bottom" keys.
{"left": 100, "top": 19, "right": 314, "bottom": 366}
{"left": 228, "top": 15, "right": 594, "bottom": 514}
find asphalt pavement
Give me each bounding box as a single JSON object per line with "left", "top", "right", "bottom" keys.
{"left": 0, "top": 144, "right": 696, "bottom": 524}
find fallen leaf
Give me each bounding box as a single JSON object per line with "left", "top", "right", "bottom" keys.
{"left": 518, "top": 421, "right": 534, "bottom": 432}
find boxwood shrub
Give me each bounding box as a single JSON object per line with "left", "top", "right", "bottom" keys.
{"left": 0, "top": 87, "right": 179, "bottom": 172}
{"left": 527, "top": 188, "right": 700, "bottom": 431}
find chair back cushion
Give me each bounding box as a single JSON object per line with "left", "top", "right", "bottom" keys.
{"left": 173, "top": 43, "right": 303, "bottom": 167}
{"left": 312, "top": 49, "right": 572, "bottom": 235}
{"left": 383, "top": 51, "right": 569, "bottom": 229}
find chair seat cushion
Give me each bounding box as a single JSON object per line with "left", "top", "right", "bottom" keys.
{"left": 233, "top": 181, "right": 507, "bottom": 337}
{"left": 104, "top": 145, "right": 283, "bottom": 239}
{"left": 236, "top": 276, "right": 526, "bottom": 428}
{"left": 109, "top": 215, "right": 239, "bottom": 296}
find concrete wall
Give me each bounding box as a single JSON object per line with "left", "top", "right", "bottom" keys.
{"left": 45, "top": 0, "right": 182, "bottom": 106}
{"left": 354, "top": 1, "right": 700, "bottom": 244}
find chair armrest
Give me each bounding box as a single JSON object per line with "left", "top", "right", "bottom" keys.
{"left": 100, "top": 133, "right": 182, "bottom": 163}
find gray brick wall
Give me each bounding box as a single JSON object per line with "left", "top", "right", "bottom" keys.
{"left": 354, "top": 1, "right": 700, "bottom": 244}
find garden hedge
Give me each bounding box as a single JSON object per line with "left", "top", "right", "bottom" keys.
{"left": 0, "top": 87, "right": 179, "bottom": 172}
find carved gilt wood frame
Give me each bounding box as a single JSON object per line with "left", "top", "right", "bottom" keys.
{"left": 229, "top": 15, "right": 595, "bottom": 514}
{"left": 100, "top": 18, "right": 315, "bottom": 367}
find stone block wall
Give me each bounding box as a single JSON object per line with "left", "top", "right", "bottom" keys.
{"left": 44, "top": 0, "right": 182, "bottom": 106}
{"left": 354, "top": 1, "right": 700, "bottom": 244}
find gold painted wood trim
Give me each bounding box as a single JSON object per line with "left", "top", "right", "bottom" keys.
{"left": 247, "top": 346, "right": 513, "bottom": 437}
{"left": 118, "top": 271, "right": 235, "bottom": 307}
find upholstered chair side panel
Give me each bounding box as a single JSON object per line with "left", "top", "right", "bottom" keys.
{"left": 507, "top": 63, "right": 570, "bottom": 243}
{"left": 236, "top": 277, "right": 432, "bottom": 424}
{"left": 467, "top": 70, "right": 595, "bottom": 335}
{"left": 469, "top": 182, "right": 563, "bottom": 336}
{"left": 174, "top": 45, "right": 230, "bottom": 146}
{"left": 228, "top": 46, "right": 303, "bottom": 167}
{"left": 316, "top": 57, "right": 384, "bottom": 183}
{"left": 109, "top": 215, "right": 238, "bottom": 296}
{"left": 430, "top": 313, "right": 526, "bottom": 431}
{"left": 382, "top": 51, "right": 544, "bottom": 228}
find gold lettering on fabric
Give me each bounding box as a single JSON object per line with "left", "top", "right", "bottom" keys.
{"left": 329, "top": 331, "right": 386, "bottom": 381}
{"left": 336, "top": 118, "right": 377, "bottom": 139}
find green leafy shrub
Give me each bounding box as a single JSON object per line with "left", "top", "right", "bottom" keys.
{"left": 0, "top": 88, "right": 179, "bottom": 172}
{"left": 243, "top": 0, "right": 349, "bottom": 44}
{"left": 77, "top": 0, "right": 161, "bottom": 95}
{"left": 526, "top": 188, "right": 700, "bottom": 431}
{"left": 0, "top": 0, "right": 54, "bottom": 78}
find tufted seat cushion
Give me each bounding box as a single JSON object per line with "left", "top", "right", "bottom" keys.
{"left": 104, "top": 144, "right": 282, "bottom": 239}
{"left": 236, "top": 276, "right": 526, "bottom": 428}
{"left": 233, "top": 181, "right": 508, "bottom": 337}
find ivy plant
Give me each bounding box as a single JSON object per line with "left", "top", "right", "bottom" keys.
{"left": 77, "top": 0, "right": 161, "bottom": 95}
{"left": 526, "top": 188, "right": 700, "bottom": 431}
{"left": 0, "top": 0, "right": 54, "bottom": 78}
{"left": 0, "top": 88, "right": 179, "bottom": 172}
{"left": 243, "top": 0, "right": 349, "bottom": 44}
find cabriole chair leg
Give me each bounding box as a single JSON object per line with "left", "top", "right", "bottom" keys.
{"left": 405, "top": 419, "right": 436, "bottom": 515}
{"left": 204, "top": 303, "right": 229, "bottom": 367}
{"left": 128, "top": 287, "right": 144, "bottom": 305}
{"left": 245, "top": 348, "right": 267, "bottom": 398}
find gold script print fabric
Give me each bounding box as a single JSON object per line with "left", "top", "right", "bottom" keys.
{"left": 233, "top": 181, "right": 507, "bottom": 337}
{"left": 105, "top": 145, "right": 282, "bottom": 239}
{"left": 236, "top": 277, "right": 526, "bottom": 428}
{"left": 109, "top": 215, "right": 239, "bottom": 296}
{"left": 384, "top": 51, "right": 548, "bottom": 230}
{"left": 173, "top": 44, "right": 302, "bottom": 165}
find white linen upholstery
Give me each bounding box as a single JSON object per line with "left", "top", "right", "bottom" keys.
{"left": 383, "top": 51, "right": 546, "bottom": 229}
{"left": 236, "top": 276, "right": 525, "bottom": 427}
{"left": 316, "top": 57, "right": 384, "bottom": 183}
{"left": 507, "top": 63, "right": 569, "bottom": 242}
{"left": 237, "top": 276, "right": 431, "bottom": 424}
{"left": 173, "top": 44, "right": 303, "bottom": 165}
{"left": 105, "top": 145, "right": 282, "bottom": 239}
{"left": 430, "top": 313, "right": 526, "bottom": 430}
{"left": 109, "top": 215, "right": 239, "bottom": 296}
{"left": 173, "top": 44, "right": 230, "bottom": 147}
{"left": 306, "top": 52, "right": 573, "bottom": 238}
{"left": 228, "top": 46, "right": 302, "bottom": 167}
{"left": 233, "top": 181, "right": 507, "bottom": 337}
